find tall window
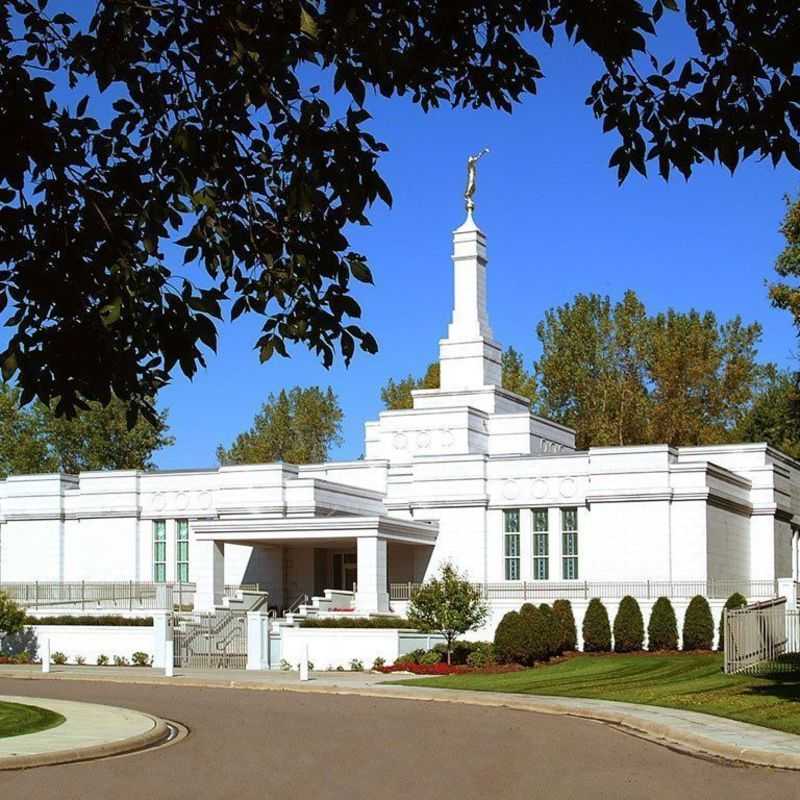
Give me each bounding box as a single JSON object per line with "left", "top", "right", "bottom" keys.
{"left": 153, "top": 520, "right": 167, "bottom": 582}
{"left": 504, "top": 510, "right": 520, "bottom": 580}
{"left": 533, "top": 509, "right": 549, "bottom": 580}
{"left": 561, "top": 508, "right": 579, "bottom": 580}
{"left": 176, "top": 519, "right": 189, "bottom": 583}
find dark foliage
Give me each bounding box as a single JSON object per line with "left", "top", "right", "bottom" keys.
{"left": 538, "top": 603, "right": 563, "bottom": 658}
{"left": 1, "top": 2, "right": 798, "bottom": 420}
{"left": 613, "top": 596, "right": 645, "bottom": 653}
{"left": 647, "top": 597, "right": 678, "bottom": 651}
{"left": 682, "top": 595, "right": 715, "bottom": 651}
{"left": 553, "top": 598, "right": 578, "bottom": 652}
{"left": 582, "top": 598, "right": 612, "bottom": 652}
{"left": 29, "top": 614, "right": 153, "bottom": 626}
{"left": 299, "top": 616, "right": 412, "bottom": 629}
{"left": 494, "top": 611, "right": 529, "bottom": 665}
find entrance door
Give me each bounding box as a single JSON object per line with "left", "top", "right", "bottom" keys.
{"left": 332, "top": 552, "right": 357, "bottom": 591}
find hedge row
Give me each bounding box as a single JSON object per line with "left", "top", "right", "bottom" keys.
{"left": 27, "top": 615, "right": 154, "bottom": 627}
{"left": 495, "top": 593, "right": 736, "bottom": 662}
{"left": 299, "top": 617, "right": 414, "bottom": 629}
{"left": 494, "top": 600, "right": 577, "bottom": 665}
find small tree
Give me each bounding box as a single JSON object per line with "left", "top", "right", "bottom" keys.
{"left": 682, "top": 595, "right": 715, "bottom": 651}
{"left": 648, "top": 597, "right": 678, "bottom": 651}
{"left": 553, "top": 599, "right": 578, "bottom": 652}
{"left": 718, "top": 592, "right": 747, "bottom": 651}
{"left": 0, "top": 592, "right": 26, "bottom": 640}
{"left": 519, "top": 603, "right": 549, "bottom": 664}
{"left": 408, "top": 562, "right": 488, "bottom": 664}
{"left": 613, "top": 596, "right": 644, "bottom": 653}
{"left": 494, "top": 611, "right": 529, "bottom": 665}
{"left": 582, "top": 599, "right": 611, "bottom": 652}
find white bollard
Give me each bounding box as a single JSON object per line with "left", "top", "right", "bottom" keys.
{"left": 299, "top": 644, "right": 309, "bottom": 681}
{"left": 41, "top": 637, "right": 50, "bottom": 673}
{"left": 164, "top": 640, "right": 174, "bottom": 677}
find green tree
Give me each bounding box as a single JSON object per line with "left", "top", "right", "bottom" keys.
{"left": 735, "top": 368, "right": 800, "bottom": 459}
{"left": 407, "top": 562, "right": 488, "bottom": 664}
{"left": 380, "top": 363, "right": 440, "bottom": 411}
{"left": 535, "top": 290, "right": 764, "bottom": 449}
{"left": 0, "top": 592, "right": 26, "bottom": 637}
{"left": 217, "top": 387, "right": 343, "bottom": 465}
{"left": 0, "top": 384, "right": 172, "bottom": 478}
{"left": 612, "top": 596, "right": 645, "bottom": 653}
{"left": 535, "top": 291, "right": 650, "bottom": 448}
{"left": 493, "top": 610, "right": 529, "bottom": 666}
{"left": 501, "top": 347, "right": 537, "bottom": 405}
{"left": 553, "top": 599, "right": 578, "bottom": 652}
{"left": 769, "top": 194, "right": 800, "bottom": 337}
{"left": 2, "top": 2, "right": 800, "bottom": 422}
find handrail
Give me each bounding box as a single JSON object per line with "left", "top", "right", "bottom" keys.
{"left": 285, "top": 592, "right": 309, "bottom": 615}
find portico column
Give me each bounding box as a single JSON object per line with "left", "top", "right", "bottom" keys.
{"left": 355, "top": 536, "right": 389, "bottom": 613}
{"left": 196, "top": 540, "right": 225, "bottom": 612}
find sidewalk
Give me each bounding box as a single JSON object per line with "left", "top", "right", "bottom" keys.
{"left": 0, "top": 692, "right": 169, "bottom": 769}
{"left": 2, "top": 664, "right": 800, "bottom": 770}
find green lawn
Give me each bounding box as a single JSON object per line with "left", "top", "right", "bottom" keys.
{"left": 0, "top": 701, "right": 65, "bottom": 739}
{"left": 400, "top": 653, "right": 800, "bottom": 735}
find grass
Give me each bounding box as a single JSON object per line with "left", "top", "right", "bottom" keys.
{"left": 399, "top": 653, "right": 800, "bottom": 736}
{"left": 0, "top": 700, "right": 65, "bottom": 739}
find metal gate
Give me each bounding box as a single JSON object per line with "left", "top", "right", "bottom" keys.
{"left": 173, "top": 610, "right": 248, "bottom": 669}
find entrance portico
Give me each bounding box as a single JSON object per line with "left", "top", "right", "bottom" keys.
{"left": 192, "top": 516, "right": 438, "bottom": 613}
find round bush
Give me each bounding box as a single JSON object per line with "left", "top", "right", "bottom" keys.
{"left": 582, "top": 598, "right": 611, "bottom": 652}
{"left": 718, "top": 592, "right": 747, "bottom": 651}
{"left": 682, "top": 595, "right": 715, "bottom": 651}
{"left": 494, "top": 611, "right": 529, "bottom": 664}
{"left": 465, "top": 642, "right": 495, "bottom": 668}
{"left": 613, "top": 596, "right": 644, "bottom": 653}
{"left": 418, "top": 649, "right": 443, "bottom": 665}
{"left": 553, "top": 599, "right": 578, "bottom": 652}
{"left": 538, "top": 603, "right": 563, "bottom": 657}
{"left": 647, "top": 597, "right": 678, "bottom": 651}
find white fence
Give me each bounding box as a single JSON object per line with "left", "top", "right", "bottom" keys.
{"left": 723, "top": 598, "right": 794, "bottom": 674}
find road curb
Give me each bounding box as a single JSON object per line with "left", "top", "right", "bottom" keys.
{"left": 2, "top": 669, "right": 799, "bottom": 770}
{"left": 0, "top": 700, "right": 171, "bottom": 771}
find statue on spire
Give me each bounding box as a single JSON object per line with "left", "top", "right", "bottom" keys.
{"left": 464, "top": 148, "right": 490, "bottom": 213}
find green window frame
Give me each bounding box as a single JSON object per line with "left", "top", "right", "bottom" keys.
{"left": 503, "top": 510, "right": 520, "bottom": 581}
{"left": 176, "top": 519, "right": 189, "bottom": 584}
{"left": 533, "top": 509, "right": 549, "bottom": 580}
{"left": 561, "top": 507, "right": 579, "bottom": 580}
{"left": 153, "top": 520, "right": 167, "bottom": 583}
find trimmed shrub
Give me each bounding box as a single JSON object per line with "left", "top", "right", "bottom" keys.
{"left": 418, "top": 649, "right": 443, "bottom": 665}
{"left": 538, "top": 603, "right": 563, "bottom": 657}
{"left": 553, "top": 599, "right": 578, "bottom": 652}
{"left": 372, "top": 657, "right": 385, "bottom": 670}
{"left": 96, "top": 654, "right": 110, "bottom": 666}
{"left": 582, "top": 599, "right": 611, "bottom": 652}
{"left": 613, "top": 596, "right": 645, "bottom": 653}
{"left": 131, "top": 651, "right": 151, "bottom": 667}
{"left": 682, "top": 595, "right": 715, "bottom": 651}
{"left": 465, "top": 642, "right": 495, "bottom": 668}
{"left": 51, "top": 651, "right": 67, "bottom": 665}
{"left": 647, "top": 597, "right": 678, "bottom": 651}
{"left": 520, "top": 603, "right": 550, "bottom": 663}
{"left": 350, "top": 658, "right": 364, "bottom": 672}
{"left": 299, "top": 617, "right": 413, "bottom": 629}
{"left": 494, "top": 611, "right": 529, "bottom": 664}
{"left": 29, "top": 615, "right": 153, "bottom": 627}
{"left": 718, "top": 592, "right": 747, "bottom": 651}
{"left": 395, "top": 649, "right": 425, "bottom": 665}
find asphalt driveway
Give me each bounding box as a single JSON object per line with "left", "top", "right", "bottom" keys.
{"left": 0, "top": 677, "right": 797, "bottom": 799}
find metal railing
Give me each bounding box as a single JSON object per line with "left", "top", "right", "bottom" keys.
{"left": 390, "top": 579, "right": 780, "bottom": 603}
{"left": 724, "top": 598, "right": 792, "bottom": 674}
{"left": 1, "top": 581, "right": 261, "bottom": 612}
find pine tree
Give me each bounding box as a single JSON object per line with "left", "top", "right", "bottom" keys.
{"left": 553, "top": 599, "right": 578, "bottom": 652}
{"left": 647, "top": 597, "right": 678, "bottom": 651}
{"left": 613, "top": 596, "right": 644, "bottom": 652}
{"left": 682, "top": 595, "right": 715, "bottom": 651}
{"left": 582, "top": 599, "right": 611, "bottom": 652}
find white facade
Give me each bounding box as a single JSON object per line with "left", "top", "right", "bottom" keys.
{"left": 1, "top": 211, "right": 799, "bottom": 628}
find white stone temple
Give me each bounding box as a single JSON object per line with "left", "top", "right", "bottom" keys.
{"left": 1, "top": 203, "right": 799, "bottom": 634}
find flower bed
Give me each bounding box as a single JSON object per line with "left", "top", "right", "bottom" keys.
{"left": 378, "top": 662, "right": 524, "bottom": 676}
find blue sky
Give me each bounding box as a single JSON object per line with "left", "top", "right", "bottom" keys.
{"left": 26, "top": 8, "right": 800, "bottom": 468}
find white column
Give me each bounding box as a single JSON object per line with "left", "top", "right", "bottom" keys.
{"left": 151, "top": 610, "right": 169, "bottom": 669}
{"left": 355, "top": 536, "right": 389, "bottom": 613}
{"left": 195, "top": 540, "right": 224, "bottom": 611}
{"left": 246, "top": 611, "right": 268, "bottom": 671}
